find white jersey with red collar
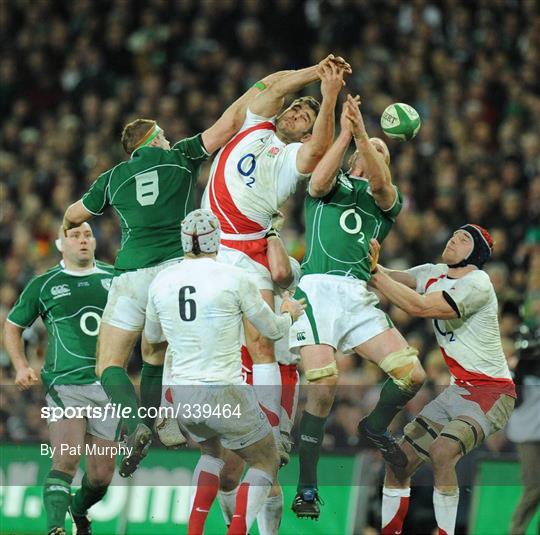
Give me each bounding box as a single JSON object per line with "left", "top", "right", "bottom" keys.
{"left": 406, "top": 263, "right": 515, "bottom": 394}
{"left": 202, "top": 109, "right": 309, "bottom": 241}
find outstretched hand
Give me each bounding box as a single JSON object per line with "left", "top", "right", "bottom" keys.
{"left": 344, "top": 94, "right": 368, "bottom": 140}
{"left": 280, "top": 291, "right": 306, "bottom": 323}
{"left": 340, "top": 95, "right": 360, "bottom": 133}
{"left": 368, "top": 239, "right": 381, "bottom": 274}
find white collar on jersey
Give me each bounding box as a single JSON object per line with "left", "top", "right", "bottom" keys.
{"left": 347, "top": 174, "right": 368, "bottom": 182}
{"left": 60, "top": 260, "right": 101, "bottom": 277}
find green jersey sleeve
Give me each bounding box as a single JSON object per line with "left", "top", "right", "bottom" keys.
{"left": 7, "top": 277, "right": 42, "bottom": 328}
{"left": 171, "top": 134, "right": 210, "bottom": 163}
{"left": 81, "top": 170, "right": 111, "bottom": 215}
{"left": 381, "top": 186, "right": 403, "bottom": 220}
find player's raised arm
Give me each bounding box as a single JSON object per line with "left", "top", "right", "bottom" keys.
{"left": 345, "top": 95, "right": 396, "bottom": 210}
{"left": 63, "top": 200, "right": 94, "bottom": 233}
{"left": 201, "top": 70, "right": 292, "bottom": 154}
{"left": 296, "top": 60, "right": 346, "bottom": 174}
{"left": 308, "top": 99, "right": 354, "bottom": 198}
{"left": 249, "top": 55, "right": 350, "bottom": 120}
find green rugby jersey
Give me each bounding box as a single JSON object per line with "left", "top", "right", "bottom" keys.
{"left": 302, "top": 171, "right": 402, "bottom": 281}
{"left": 7, "top": 261, "right": 114, "bottom": 390}
{"left": 81, "top": 134, "right": 209, "bottom": 272}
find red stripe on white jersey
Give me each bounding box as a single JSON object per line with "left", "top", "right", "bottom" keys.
{"left": 209, "top": 122, "right": 275, "bottom": 234}
{"left": 426, "top": 274, "right": 446, "bottom": 291}
{"left": 440, "top": 346, "right": 516, "bottom": 399}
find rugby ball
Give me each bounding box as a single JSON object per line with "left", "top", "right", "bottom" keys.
{"left": 381, "top": 103, "right": 421, "bottom": 141}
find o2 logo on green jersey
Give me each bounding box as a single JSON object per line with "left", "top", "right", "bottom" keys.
{"left": 80, "top": 311, "right": 101, "bottom": 336}
{"left": 339, "top": 209, "right": 365, "bottom": 244}
{"left": 136, "top": 170, "right": 159, "bottom": 206}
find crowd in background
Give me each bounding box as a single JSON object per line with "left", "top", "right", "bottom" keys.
{"left": 1, "top": 1, "right": 539, "bottom": 531}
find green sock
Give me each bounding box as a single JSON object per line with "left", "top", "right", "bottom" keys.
{"left": 297, "top": 411, "right": 327, "bottom": 492}
{"left": 43, "top": 469, "right": 73, "bottom": 530}
{"left": 140, "top": 362, "right": 164, "bottom": 429}
{"left": 71, "top": 473, "right": 108, "bottom": 517}
{"left": 100, "top": 366, "right": 140, "bottom": 434}
{"left": 365, "top": 378, "right": 415, "bottom": 433}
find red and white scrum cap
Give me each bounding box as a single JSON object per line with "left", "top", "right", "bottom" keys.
{"left": 450, "top": 224, "right": 494, "bottom": 269}
{"left": 181, "top": 209, "right": 221, "bottom": 255}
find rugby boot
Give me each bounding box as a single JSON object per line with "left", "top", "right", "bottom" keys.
{"left": 358, "top": 418, "right": 407, "bottom": 467}
{"left": 155, "top": 416, "right": 187, "bottom": 448}
{"left": 119, "top": 423, "right": 153, "bottom": 477}
{"left": 291, "top": 488, "right": 324, "bottom": 519}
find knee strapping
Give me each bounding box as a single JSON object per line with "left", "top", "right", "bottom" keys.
{"left": 439, "top": 418, "right": 480, "bottom": 456}
{"left": 379, "top": 346, "right": 420, "bottom": 393}
{"left": 403, "top": 416, "right": 441, "bottom": 462}
{"left": 305, "top": 361, "right": 338, "bottom": 382}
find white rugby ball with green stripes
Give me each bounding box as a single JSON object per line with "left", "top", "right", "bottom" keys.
{"left": 380, "top": 103, "right": 421, "bottom": 141}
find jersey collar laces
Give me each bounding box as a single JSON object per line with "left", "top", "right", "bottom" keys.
{"left": 132, "top": 123, "right": 162, "bottom": 153}
{"left": 448, "top": 224, "right": 494, "bottom": 269}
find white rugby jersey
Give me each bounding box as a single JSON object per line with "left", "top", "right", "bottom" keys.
{"left": 202, "top": 110, "right": 309, "bottom": 240}
{"left": 406, "top": 263, "right": 514, "bottom": 391}
{"left": 145, "top": 258, "right": 291, "bottom": 385}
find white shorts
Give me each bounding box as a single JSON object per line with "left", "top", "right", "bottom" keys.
{"left": 289, "top": 274, "right": 392, "bottom": 354}
{"left": 217, "top": 246, "right": 273, "bottom": 291}
{"left": 46, "top": 383, "right": 121, "bottom": 442}
{"left": 419, "top": 384, "right": 515, "bottom": 438}
{"left": 169, "top": 384, "right": 271, "bottom": 450}
{"left": 102, "top": 258, "right": 182, "bottom": 331}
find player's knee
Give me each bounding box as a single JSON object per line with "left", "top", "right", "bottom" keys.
{"left": 52, "top": 456, "right": 79, "bottom": 476}
{"left": 428, "top": 437, "right": 459, "bottom": 466}
{"left": 220, "top": 471, "right": 242, "bottom": 492}
{"left": 87, "top": 471, "right": 113, "bottom": 488}
{"left": 380, "top": 346, "right": 423, "bottom": 394}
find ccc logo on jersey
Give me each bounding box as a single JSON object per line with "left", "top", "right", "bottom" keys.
{"left": 51, "top": 284, "right": 71, "bottom": 299}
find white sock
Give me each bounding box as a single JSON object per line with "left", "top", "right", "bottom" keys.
{"left": 230, "top": 468, "right": 273, "bottom": 533}
{"left": 433, "top": 488, "right": 459, "bottom": 535}
{"left": 252, "top": 363, "right": 281, "bottom": 436}
{"left": 382, "top": 487, "right": 410, "bottom": 532}
{"left": 256, "top": 492, "right": 283, "bottom": 535}
{"left": 217, "top": 487, "right": 238, "bottom": 525}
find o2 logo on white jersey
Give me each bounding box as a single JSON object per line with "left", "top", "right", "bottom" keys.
{"left": 434, "top": 319, "right": 455, "bottom": 342}
{"left": 339, "top": 209, "right": 365, "bottom": 244}
{"left": 237, "top": 153, "right": 256, "bottom": 188}
{"left": 80, "top": 311, "right": 101, "bottom": 336}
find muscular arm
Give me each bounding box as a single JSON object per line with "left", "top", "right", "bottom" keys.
{"left": 63, "top": 200, "right": 94, "bottom": 232}
{"left": 201, "top": 70, "right": 292, "bottom": 154}
{"left": 371, "top": 270, "right": 458, "bottom": 320}
{"left": 267, "top": 236, "right": 293, "bottom": 289}
{"left": 377, "top": 265, "right": 418, "bottom": 289}
{"left": 309, "top": 128, "right": 352, "bottom": 198}
{"left": 4, "top": 321, "right": 40, "bottom": 388}
{"left": 345, "top": 95, "right": 396, "bottom": 210}
{"left": 249, "top": 66, "right": 320, "bottom": 119}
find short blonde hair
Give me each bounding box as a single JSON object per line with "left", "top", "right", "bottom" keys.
{"left": 121, "top": 119, "right": 156, "bottom": 154}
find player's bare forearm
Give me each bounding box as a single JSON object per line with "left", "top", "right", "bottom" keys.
{"left": 267, "top": 237, "right": 293, "bottom": 288}
{"left": 297, "top": 94, "right": 338, "bottom": 174}
{"left": 378, "top": 266, "right": 418, "bottom": 289}
{"left": 4, "top": 321, "right": 29, "bottom": 370}
{"left": 354, "top": 136, "right": 395, "bottom": 207}
{"left": 309, "top": 129, "right": 352, "bottom": 197}
{"left": 63, "top": 200, "right": 93, "bottom": 233}
{"left": 371, "top": 270, "right": 457, "bottom": 319}
{"left": 201, "top": 71, "right": 295, "bottom": 153}
{"left": 249, "top": 66, "right": 320, "bottom": 118}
